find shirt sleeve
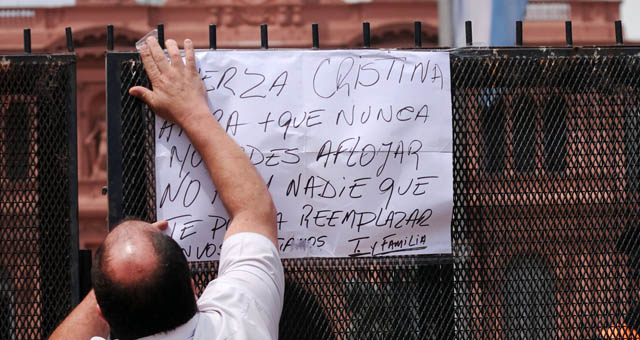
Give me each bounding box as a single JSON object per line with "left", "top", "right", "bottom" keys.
{"left": 198, "top": 232, "right": 285, "bottom": 334}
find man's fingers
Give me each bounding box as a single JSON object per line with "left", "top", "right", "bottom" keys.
{"left": 184, "top": 39, "right": 197, "bottom": 74}
{"left": 146, "top": 36, "right": 170, "bottom": 72}
{"left": 129, "top": 86, "right": 154, "bottom": 106}
{"left": 137, "top": 43, "right": 161, "bottom": 82}
{"left": 151, "top": 220, "right": 169, "bottom": 231}
{"left": 166, "top": 39, "right": 184, "bottom": 68}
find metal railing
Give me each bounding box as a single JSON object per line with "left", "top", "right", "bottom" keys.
{"left": 0, "top": 28, "right": 79, "bottom": 340}
{"left": 102, "top": 21, "right": 640, "bottom": 339}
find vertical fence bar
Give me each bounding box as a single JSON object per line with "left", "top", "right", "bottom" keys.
{"left": 65, "top": 55, "right": 79, "bottom": 308}
{"left": 107, "top": 24, "right": 114, "bottom": 51}
{"left": 106, "top": 54, "right": 125, "bottom": 228}
{"left": 65, "top": 27, "right": 74, "bottom": 52}
{"left": 363, "top": 22, "right": 371, "bottom": 48}
{"left": 516, "top": 21, "right": 523, "bottom": 46}
{"left": 312, "top": 23, "right": 319, "bottom": 49}
{"left": 414, "top": 21, "right": 422, "bottom": 48}
{"left": 565, "top": 21, "right": 573, "bottom": 46}
{"left": 157, "top": 24, "right": 165, "bottom": 49}
{"left": 36, "top": 53, "right": 79, "bottom": 336}
{"left": 465, "top": 21, "right": 472, "bottom": 46}
{"left": 209, "top": 24, "right": 217, "bottom": 50}
{"left": 24, "top": 28, "right": 31, "bottom": 54}
{"left": 261, "top": 24, "right": 268, "bottom": 49}
{"left": 615, "top": 20, "right": 623, "bottom": 45}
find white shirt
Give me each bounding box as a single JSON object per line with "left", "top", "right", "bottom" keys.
{"left": 92, "top": 232, "right": 285, "bottom": 340}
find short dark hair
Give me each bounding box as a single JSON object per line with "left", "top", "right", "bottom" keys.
{"left": 91, "top": 221, "right": 197, "bottom": 340}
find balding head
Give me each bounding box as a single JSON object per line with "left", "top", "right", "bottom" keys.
{"left": 92, "top": 219, "right": 197, "bottom": 340}
{"left": 101, "top": 220, "right": 158, "bottom": 285}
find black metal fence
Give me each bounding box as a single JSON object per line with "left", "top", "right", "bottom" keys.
{"left": 0, "top": 53, "right": 79, "bottom": 339}
{"left": 106, "top": 45, "right": 640, "bottom": 339}
{"left": 451, "top": 47, "right": 640, "bottom": 340}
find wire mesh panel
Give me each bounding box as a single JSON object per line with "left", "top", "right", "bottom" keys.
{"left": 108, "top": 47, "right": 640, "bottom": 339}
{"left": 451, "top": 48, "right": 640, "bottom": 340}
{"left": 0, "top": 55, "right": 79, "bottom": 340}
{"left": 106, "top": 51, "right": 454, "bottom": 339}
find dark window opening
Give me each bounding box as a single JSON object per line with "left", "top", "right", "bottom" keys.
{"left": 542, "top": 94, "right": 567, "bottom": 173}
{"left": 512, "top": 94, "right": 537, "bottom": 173}
{"left": 480, "top": 91, "right": 506, "bottom": 173}
{"left": 2, "top": 101, "right": 31, "bottom": 180}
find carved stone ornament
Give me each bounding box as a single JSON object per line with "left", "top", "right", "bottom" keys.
{"left": 221, "top": 6, "right": 235, "bottom": 26}
{"left": 236, "top": 6, "right": 272, "bottom": 26}
{"left": 238, "top": 0, "right": 268, "bottom": 5}
{"left": 84, "top": 119, "right": 108, "bottom": 180}
{"left": 235, "top": 5, "right": 302, "bottom": 26}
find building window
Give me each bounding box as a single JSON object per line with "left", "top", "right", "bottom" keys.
{"left": 512, "top": 94, "right": 537, "bottom": 173}
{"left": 480, "top": 90, "right": 506, "bottom": 174}
{"left": 503, "top": 255, "right": 557, "bottom": 340}
{"left": 542, "top": 94, "right": 567, "bottom": 173}
{"left": 1, "top": 98, "right": 33, "bottom": 180}
{"left": 479, "top": 91, "right": 567, "bottom": 175}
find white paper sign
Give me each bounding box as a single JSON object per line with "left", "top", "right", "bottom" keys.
{"left": 155, "top": 50, "right": 453, "bottom": 261}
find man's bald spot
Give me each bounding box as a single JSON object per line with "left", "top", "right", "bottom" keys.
{"left": 102, "top": 220, "right": 160, "bottom": 285}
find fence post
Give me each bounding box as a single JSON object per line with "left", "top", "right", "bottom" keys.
{"left": 414, "top": 21, "right": 422, "bottom": 48}
{"left": 261, "top": 24, "right": 268, "bottom": 49}
{"left": 362, "top": 22, "right": 371, "bottom": 48}
{"left": 107, "top": 24, "right": 114, "bottom": 51}
{"left": 23, "top": 28, "right": 31, "bottom": 54}
{"left": 209, "top": 24, "right": 217, "bottom": 50}
{"left": 565, "top": 21, "right": 573, "bottom": 46}
{"left": 312, "top": 23, "right": 319, "bottom": 49}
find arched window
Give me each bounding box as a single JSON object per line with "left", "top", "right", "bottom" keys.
{"left": 503, "top": 255, "right": 557, "bottom": 340}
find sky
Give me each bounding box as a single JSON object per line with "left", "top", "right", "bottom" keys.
{"left": 621, "top": 0, "right": 640, "bottom": 41}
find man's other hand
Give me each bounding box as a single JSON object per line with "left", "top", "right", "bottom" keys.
{"left": 129, "top": 37, "right": 210, "bottom": 128}
{"left": 151, "top": 220, "right": 169, "bottom": 232}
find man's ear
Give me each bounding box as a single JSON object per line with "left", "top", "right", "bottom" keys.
{"left": 96, "top": 303, "right": 106, "bottom": 322}
{"left": 151, "top": 220, "right": 169, "bottom": 231}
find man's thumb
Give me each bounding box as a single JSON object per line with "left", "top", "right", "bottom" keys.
{"left": 129, "top": 86, "right": 153, "bottom": 104}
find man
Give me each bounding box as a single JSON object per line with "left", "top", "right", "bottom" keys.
{"left": 48, "top": 36, "right": 284, "bottom": 340}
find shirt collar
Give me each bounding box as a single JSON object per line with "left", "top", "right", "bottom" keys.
{"left": 137, "top": 313, "right": 199, "bottom": 340}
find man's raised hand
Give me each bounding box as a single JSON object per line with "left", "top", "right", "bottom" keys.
{"left": 130, "top": 35, "right": 278, "bottom": 246}
{"left": 129, "top": 37, "right": 211, "bottom": 129}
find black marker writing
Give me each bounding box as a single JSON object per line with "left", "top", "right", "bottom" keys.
{"left": 299, "top": 205, "right": 432, "bottom": 231}
{"left": 312, "top": 55, "right": 444, "bottom": 99}
{"left": 201, "top": 67, "right": 288, "bottom": 99}
{"left": 159, "top": 172, "right": 201, "bottom": 209}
